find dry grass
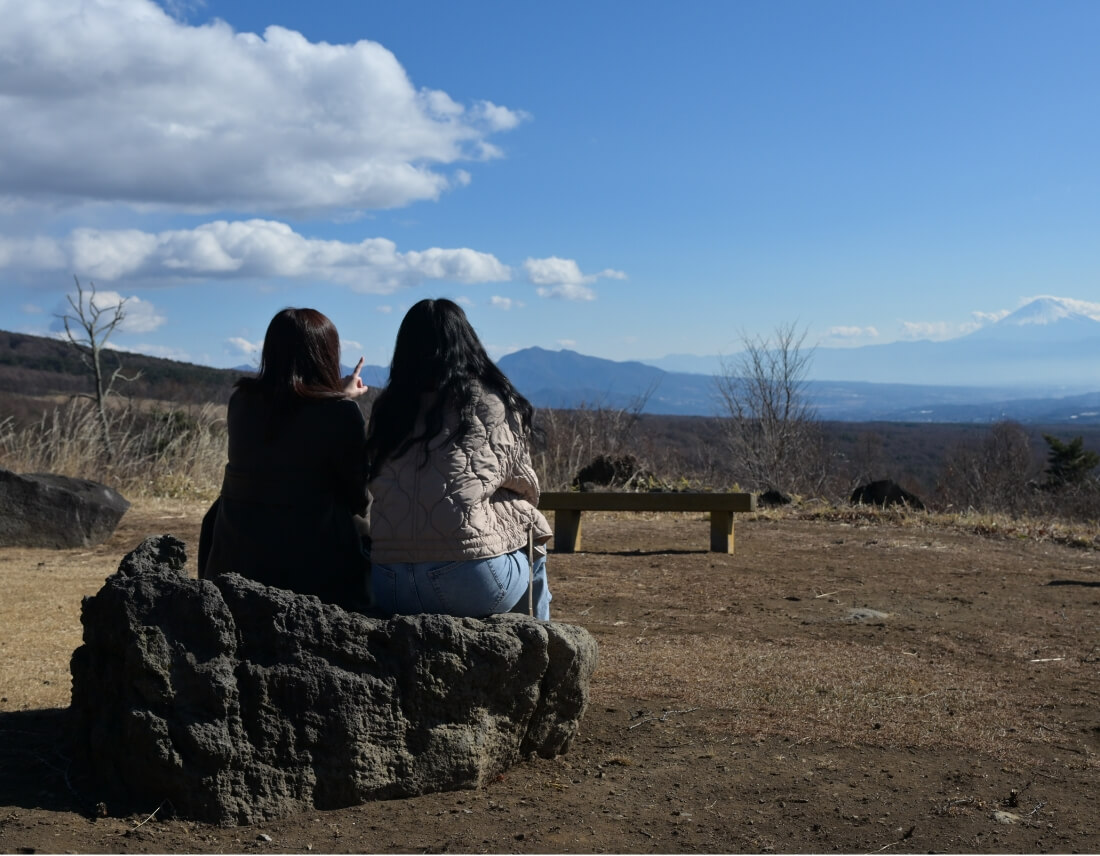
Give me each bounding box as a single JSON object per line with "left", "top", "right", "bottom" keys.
{"left": 0, "top": 398, "right": 226, "bottom": 500}
{"left": 763, "top": 502, "right": 1100, "bottom": 551}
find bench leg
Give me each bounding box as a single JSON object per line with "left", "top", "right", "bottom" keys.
{"left": 553, "top": 509, "right": 582, "bottom": 553}
{"left": 710, "top": 510, "right": 734, "bottom": 553}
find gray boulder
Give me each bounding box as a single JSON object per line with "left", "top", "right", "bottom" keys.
{"left": 69, "top": 536, "right": 598, "bottom": 825}
{"left": 0, "top": 468, "right": 130, "bottom": 548}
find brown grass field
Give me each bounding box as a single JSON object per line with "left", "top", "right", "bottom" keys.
{"left": 1, "top": 500, "right": 1098, "bottom": 853}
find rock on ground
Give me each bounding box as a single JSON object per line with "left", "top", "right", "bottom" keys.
{"left": 69, "top": 536, "right": 598, "bottom": 826}
{"left": 0, "top": 468, "right": 130, "bottom": 548}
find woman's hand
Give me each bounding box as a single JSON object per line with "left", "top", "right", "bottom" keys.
{"left": 342, "top": 357, "right": 370, "bottom": 399}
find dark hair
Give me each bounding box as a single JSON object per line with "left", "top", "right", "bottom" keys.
{"left": 237, "top": 308, "right": 346, "bottom": 430}
{"left": 366, "top": 298, "right": 533, "bottom": 472}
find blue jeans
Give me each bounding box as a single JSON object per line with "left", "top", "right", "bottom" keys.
{"left": 371, "top": 548, "right": 551, "bottom": 620}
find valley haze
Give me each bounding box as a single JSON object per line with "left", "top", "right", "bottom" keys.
{"left": 8, "top": 298, "right": 1096, "bottom": 425}
{"left": 344, "top": 295, "right": 1100, "bottom": 423}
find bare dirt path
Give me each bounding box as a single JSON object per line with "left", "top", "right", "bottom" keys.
{"left": 2, "top": 501, "right": 1098, "bottom": 853}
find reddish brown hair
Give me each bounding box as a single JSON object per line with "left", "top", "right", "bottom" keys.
{"left": 238, "top": 307, "right": 344, "bottom": 402}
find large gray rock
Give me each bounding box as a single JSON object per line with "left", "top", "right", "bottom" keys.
{"left": 69, "top": 536, "right": 598, "bottom": 825}
{"left": 0, "top": 468, "right": 130, "bottom": 548}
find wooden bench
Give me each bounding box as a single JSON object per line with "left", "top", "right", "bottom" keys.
{"left": 539, "top": 491, "right": 757, "bottom": 554}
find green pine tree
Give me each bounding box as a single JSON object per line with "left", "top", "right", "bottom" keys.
{"left": 1042, "top": 434, "right": 1100, "bottom": 488}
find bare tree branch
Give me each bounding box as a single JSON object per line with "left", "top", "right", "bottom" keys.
{"left": 54, "top": 276, "right": 142, "bottom": 460}
{"left": 714, "top": 323, "right": 828, "bottom": 496}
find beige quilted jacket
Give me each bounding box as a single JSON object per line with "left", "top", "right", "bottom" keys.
{"left": 367, "top": 387, "right": 552, "bottom": 564}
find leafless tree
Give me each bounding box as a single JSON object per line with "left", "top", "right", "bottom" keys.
{"left": 714, "top": 323, "right": 828, "bottom": 496}
{"left": 936, "top": 420, "right": 1041, "bottom": 515}
{"left": 532, "top": 384, "right": 656, "bottom": 490}
{"left": 56, "top": 277, "right": 141, "bottom": 460}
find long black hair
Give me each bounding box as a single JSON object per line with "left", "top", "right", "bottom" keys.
{"left": 236, "top": 308, "right": 346, "bottom": 436}
{"left": 366, "top": 298, "right": 533, "bottom": 472}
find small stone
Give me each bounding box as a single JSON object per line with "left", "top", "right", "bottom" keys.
{"left": 257, "top": 833, "right": 273, "bottom": 842}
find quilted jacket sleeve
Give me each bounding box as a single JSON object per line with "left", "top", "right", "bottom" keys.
{"left": 496, "top": 412, "right": 540, "bottom": 505}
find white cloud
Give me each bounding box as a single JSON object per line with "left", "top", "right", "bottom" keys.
{"left": 899, "top": 319, "right": 980, "bottom": 341}
{"left": 1, "top": 220, "right": 511, "bottom": 293}
{"left": 51, "top": 288, "right": 166, "bottom": 334}
{"left": 376, "top": 305, "right": 393, "bottom": 314}
{"left": 227, "top": 336, "right": 262, "bottom": 361}
{"left": 21, "top": 303, "right": 43, "bottom": 314}
{"left": 523, "top": 256, "right": 625, "bottom": 301}
{"left": 159, "top": 0, "right": 206, "bottom": 20}
{"left": 0, "top": 0, "right": 527, "bottom": 215}
{"left": 471, "top": 100, "right": 529, "bottom": 132}
{"left": 535, "top": 282, "right": 596, "bottom": 301}
{"left": 1020, "top": 295, "right": 1100, "bottom": 320}
{"left": 826, "top": 325, "right": 879, "bottom": 339}
{"left": 490, "top": 295, "right": 523, "bottom": 310}
{"left": 597, "top": 268, "right": 628, "bottom": 281}
{"left": 556, "top": 338, "right": 576, "bottom": 348}
{"left": 972, "top": 309, "right": 1011, "bottom": 324}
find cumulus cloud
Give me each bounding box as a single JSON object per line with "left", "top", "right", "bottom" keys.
{"left": 0, "top": 0, "right": 526, "bottom": 215}
{"left": 1, "top": 220, "right": 511, "bottom": 293}
{"left": 51, "top": 288, "right": 166, "bottom": 335}
{"left": 972, "top": 309, "right": 1011, "bottom": 324}
{"left": 535, "top": 282, "right": 596, "bottom": 301}
{"left": 227, "top": 336, "right": 262, "bottom": 361}
{"left": 340, "top": 339, "right": 365, "bottom": 366}
{"left": 490, "top": 295, "right": 523, "bottom": 310}
{"left": 523, "top": 256, "right": 625, "bottom": 301}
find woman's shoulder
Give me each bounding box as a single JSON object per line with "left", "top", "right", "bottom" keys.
{"left": 315, "top": 395, "right": 366, "bottom": 423}
{"left": 470, "top": 384, "right": 507, "bottom": 419}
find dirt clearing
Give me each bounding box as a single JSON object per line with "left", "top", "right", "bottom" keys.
{"left": 1, "top": 501, "right": 1098, "bottom": 853}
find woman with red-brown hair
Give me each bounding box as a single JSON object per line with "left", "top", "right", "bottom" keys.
{"left": 202, "top": 307, "right": 371, "bottom": 608}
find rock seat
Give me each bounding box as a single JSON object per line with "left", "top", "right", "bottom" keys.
{"left": 69, "top": 536, "right": 597, "bottom": 825}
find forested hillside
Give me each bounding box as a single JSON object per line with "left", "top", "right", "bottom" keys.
{"left": 0, "top": 330, "right": 241, "bottom": 422}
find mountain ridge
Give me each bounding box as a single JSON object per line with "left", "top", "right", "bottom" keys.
{"left": 4, "top": 291, "right": 1099, "bottom": 424}
{"left": 643, "top": 296, "right": 1100, "bottom": 389}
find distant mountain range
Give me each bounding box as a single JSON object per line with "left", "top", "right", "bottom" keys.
{"left": 241, "top": 297, "right": 1100, "bottom": 423}
{"left": 491, "top": 297, "right": 1100, "bottom": 423}
{"left": 648, "top": 297, "right": 1100, "bottom": 388}
{"left": 6, "top": 297, "right": 1097, "bottom": 423}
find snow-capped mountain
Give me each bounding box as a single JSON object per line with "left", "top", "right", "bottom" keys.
{"left": 648, "top": 296, "right": 1100, "bottom": 388}
{"left": 967, "top": 296, "right": 1100, "bottom": 342}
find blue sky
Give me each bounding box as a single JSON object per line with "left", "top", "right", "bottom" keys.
{"left": 1, "top": 0, "right": 1098, "bottom": 370}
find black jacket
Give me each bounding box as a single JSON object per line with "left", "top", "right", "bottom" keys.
{"left": 202, "top": 388, "right": 369, "bottom": 608}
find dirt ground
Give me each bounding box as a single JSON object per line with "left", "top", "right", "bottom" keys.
{"left": 1, "top": 499, "right": 1098, "bottom": 854}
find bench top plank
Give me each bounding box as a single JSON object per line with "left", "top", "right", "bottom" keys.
{"left": 539, "top": 491, "right": 756, "bottom": 513}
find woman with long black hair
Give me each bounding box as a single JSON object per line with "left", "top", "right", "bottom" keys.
{"left": 366, "top": 298, "right": 552, "bottom": 619}
{"left": 202, "top": 307, "right": 371, "bottom": 608}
